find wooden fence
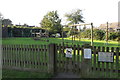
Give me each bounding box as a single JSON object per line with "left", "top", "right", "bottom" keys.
{"left": 2, "top": 44, "right": 120, "bottom": 78}
{"left": 55, "top": 44, "right": 120, "bottom": 78}
{"left": 2, "top": 44, "right": 49, "bottom": 73}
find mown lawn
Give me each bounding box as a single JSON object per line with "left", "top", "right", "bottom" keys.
{"left": 2, "top": 37, "right": 120, "bottom": 47}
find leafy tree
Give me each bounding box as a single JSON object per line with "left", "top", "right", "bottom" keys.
{"left": 93, "top": 29, "right": 105, "bottom": 40}
{"left": 80, "top": 28, "right": 120, "bottom": 41}
{"left": 81, "top": 29, "right": 105, "bottom": 40}
{"left": 108, "top": 32, "right": 118, "bottom": 40}
{"left": 83, "top": 26, "right": 86, "bottom": 31}
{"left": 81, "top": 29, "right": 91, "bottom": 39}
{"left": 65, "top": 9, "right": 84, "bottom": 25}
{"left": 40, "top": 11, "right": 62, "bottom": 34}
{"left": 116, "top": 31, "right": 120, "bottom": 41}
{"left": 0, "top": 12, "right": 3, "bottom": 27}
{"left": 0, "top": 12, "right": 3, "bottom": 20}
{"left": 23, "top": 23, "right": 28, "bottom": 27}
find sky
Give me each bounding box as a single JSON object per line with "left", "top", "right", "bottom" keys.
{"left": 0, "top": 0, "right": 119, "bottom": 27}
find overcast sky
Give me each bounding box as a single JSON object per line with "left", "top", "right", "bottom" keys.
{"left": 0, "top": 0, "right": 119, "bottom": 27}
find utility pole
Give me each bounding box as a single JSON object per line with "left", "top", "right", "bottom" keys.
{"left": 91, "top": 23, "right": 93, "bottom": 46}
{"left": 106, "top": 22, "right": 108, "bottom": 44}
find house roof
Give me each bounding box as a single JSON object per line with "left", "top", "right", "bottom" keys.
{"left": 99, "top": 22, "right": 120, "bottom": 29}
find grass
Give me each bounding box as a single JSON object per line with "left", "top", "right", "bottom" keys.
{"left": 63, "top": 37, "right": 119, "bottom": 47}
{"left": 2, "top": 69, "right": 52, "bottom": 79}
{"left": 2, "top": 37, "right": 120, "bottom": 47}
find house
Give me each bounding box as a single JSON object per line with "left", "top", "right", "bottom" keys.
{"left": 99, "top": 22, "right": 120, "bottom": 32}
{"left": 2, "top": 19, "right": 12, "bottom": 37}
{"left": 2, "top": 19, "right": 12, "bottom": 26}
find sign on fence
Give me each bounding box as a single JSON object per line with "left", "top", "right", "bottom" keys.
{"left": 84, "top": 48, "right": 92, "bottom": 59}
{"left": 98, "top": 52, "right": 114, "bottom": 62}
{"left": 65, "top": 48, "right": 72, "bottom": 58}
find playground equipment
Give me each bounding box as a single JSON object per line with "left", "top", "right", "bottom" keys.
{"left": 62, "top": 23, "right": 94, "bottom": 46}
{"left": 106, "top": 22, "right": 108, "bottom": 45}
{"left": 32, "top": 29, "right": 49, "bottom": 42}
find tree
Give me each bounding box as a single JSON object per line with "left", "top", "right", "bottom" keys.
{"left": 0, "top": 12, "right": 2, "bottom": 33}
{"left": 81, "top": 29, "right": 91, "bottom": 39}
{"left": 65, "top": 9, "right": 84, "bottom": 25}
{"left": 40, "top": 11, "right": 62, "bottom": 34}
{"left": 108, "top": 32, "right": 118, "bottom": 40}
{"left": 23, "top": 23, "right": 28, "bottom": 27}
{"left": 0, "top": 12, "right": 3, "bottom": 20}
{"left": 83, "top": 26, "right": 86, "bottom": 31}
{"left": 93, "top": 29, "right": 105, "bottom": 40}
{"left": 81, "top": 29, "right": 105, "bottom": 40}
{"left": 0, "top": 12, "right": 3, "bottom": 27}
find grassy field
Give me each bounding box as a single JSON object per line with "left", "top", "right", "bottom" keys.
{"left": 2, "top": 37, "right": 120, "bottom": 47}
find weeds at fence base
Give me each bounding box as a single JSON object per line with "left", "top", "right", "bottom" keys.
{"left": 2, "top": 69, "right": 52, "bottom": 78}
{"left": 80, "top": 70, "right": 119, "bottom": 78}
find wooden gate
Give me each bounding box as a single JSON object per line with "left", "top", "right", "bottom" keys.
{"left": 54, "top": 44, "right": 92, "bottom": 77}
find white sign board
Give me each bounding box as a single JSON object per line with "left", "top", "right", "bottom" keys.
{"left": 84, "top": 48, "right": 92, "bottom": 59}
{"left": 98, "top": 52, "right": 114, "bottom": 62}
{"left": 65, "top": 48, "right": 72, "bottom": 58}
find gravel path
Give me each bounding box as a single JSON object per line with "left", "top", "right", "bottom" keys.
{"left": 51, "top": 72, "right": 80, "bottom": 79}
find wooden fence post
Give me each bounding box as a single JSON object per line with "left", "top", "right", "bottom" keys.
{"left": 81, "top": 44, "right": 92, "bottom": 78}
{"left": 48, "top": 44, "right": 57, "bottom": 75}
{"left": 116, "top": 47, "right": 119, "bottom": 77}
{"left": 91, "top": 23, "right": 93, "bottom": 46}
